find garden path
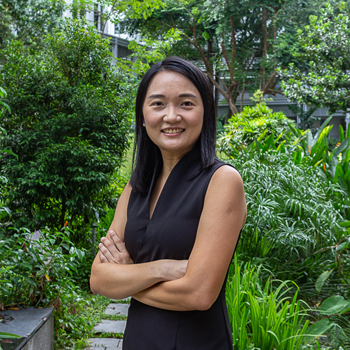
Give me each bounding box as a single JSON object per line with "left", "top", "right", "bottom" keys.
{"left": 86, "top": 302, "right": 129, "bottom": 350}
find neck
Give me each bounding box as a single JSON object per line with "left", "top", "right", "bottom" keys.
{"left": 161, "top": 154, "right": 183, "bottom": 179}
{"left": 160, "top": 147, "right": 194, "bottom": 177}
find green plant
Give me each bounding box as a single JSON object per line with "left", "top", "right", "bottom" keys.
{"left": 0, "top": 87, "right": 14, "bottom": 225}
{"left": 226, "top": 257, "right": 311, "bottom": 349}
{"left": 287, "top": 104, "right": 319, "bottom": 132}
{"left": 302, "top": 294, "right": 350, "bottom": 349}
{"left": 0, "top": 0, "right": 64, "bottom": 53}
{"left": 280, "top": 3, "right": 350, "bottom": 115}
{"left": 223, "top": 113, "right": 350, "bottom": 224}
{"left": 288, "top": 117, "right": 350, "bottom": 215}
{"left": 0, "top": 331, "right": 21, "bottom": 339}
{"left": 54, "top": 289, "right": 112, "bottom": 349}
{"left": 0, "top": 19, "right": 133, "bottom": 235}
{"left": 123, "top": 0, "right": 325, "bottom": 116}
{"left": 222, "top": 147, "right": 350, "bottom": 296}
{"left": 0, "top": 227, "right": 84, "bottom": 309}
{"left": 217, "top": 101, "right": 294, "bottom": 156}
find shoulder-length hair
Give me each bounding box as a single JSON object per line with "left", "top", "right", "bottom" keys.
{"left": 130, "top": 56, "right": 217, "bottom": 194}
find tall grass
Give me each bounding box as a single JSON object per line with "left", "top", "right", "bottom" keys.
{"left": 226, "top": 257, "right": 310, "bottom": 349}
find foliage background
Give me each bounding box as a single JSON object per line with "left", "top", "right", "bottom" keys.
{"left": 0, "top": 19, "right": 134, "bottom": 235}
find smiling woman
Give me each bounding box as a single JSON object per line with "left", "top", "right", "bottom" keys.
{"left": 142, "top": 70, "right": 204, "bottom": 161}
{"left": 90, "top": 57, "right": 247, "bottom": 350}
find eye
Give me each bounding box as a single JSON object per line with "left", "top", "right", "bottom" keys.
{"left": 151, "top": 101, "right": 163, "bottom": 107}
{"left": 182, "top": 101, "right": 194, "bottom": 107}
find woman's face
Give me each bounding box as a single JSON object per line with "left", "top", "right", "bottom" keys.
{"left": 142, "top": 70, "right": 204, "bottom": 159}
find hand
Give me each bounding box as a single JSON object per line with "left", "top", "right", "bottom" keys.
{"left": 99, "top": 230, "right": 134, "bottom": 265}
{"left": 161, "top": 259, "right": 188, "bottom": 281}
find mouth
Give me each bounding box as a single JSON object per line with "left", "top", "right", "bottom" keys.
{"left": 161, "top": 128, "right": 185, "bottom": 134}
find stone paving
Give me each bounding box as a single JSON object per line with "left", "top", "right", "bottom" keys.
{"left": 86, "top": 303, "right": 129, "bottom": 350}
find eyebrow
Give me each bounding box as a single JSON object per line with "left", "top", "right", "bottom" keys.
{"left": 147, "top": 93, "right": 198, "bottom": 99}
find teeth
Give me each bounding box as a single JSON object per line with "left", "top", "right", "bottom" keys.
{"left": 162, "top": 128, "right": 184, "bottom": 134}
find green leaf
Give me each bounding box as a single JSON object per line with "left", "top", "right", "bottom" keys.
{"left": 262, "top": 133, "right": 275, "bottom": 152}
{"left": 202, "top": 31, "right": 210, "bottom": 40}
{"left": 0, "top": 149, "right": 18, "bottom": 160}
{"left": 305, "top": 318, "right": 334, "bottom": 341}
{"left": 333, "top": 138, "right": 349, "bottom": 159}
{"left": 288, "top": 122, "right": 301, "bottom": 137}
{"left": 339, "top": 125, "right": 344, "bottom": 142}
{"left": 0, "top": 331, "right": 22, "bottom": 339}
{"left": 0, "top": 101, "right": 10, "bottom": 112}
{"left": 335, "top": 242, "right": 348, "bottom": 252}
{"left": 313, "top": 116, "right": 333, "bottom": 146}
{"left": 315, "top": 269, "right": 333, "bottom": 292}
{"left": 339, "top": 221, "right": 350, "bottom": 227}
{"left": 319, "top": 295, "right": 350, "bottom": 315}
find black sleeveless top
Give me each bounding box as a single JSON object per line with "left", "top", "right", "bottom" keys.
{"left": 123, "top": 145, "right": 235, "bottom": 350}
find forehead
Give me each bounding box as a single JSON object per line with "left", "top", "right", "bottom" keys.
{"left": 146, "top": 70, "right": 200, "bottom": 96}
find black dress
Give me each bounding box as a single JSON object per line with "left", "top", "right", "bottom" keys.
{"left": 123, "top": 145, "right": 237, "bottom": 350}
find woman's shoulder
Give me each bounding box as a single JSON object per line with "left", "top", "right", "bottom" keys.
{"left": 207, "top": 163, "right": 245, "bottom": 204}
{"left": 211, "top": 163, "right": 243, "bottom": 187}
{"left": 202, "top": 163, "right": 246, "bottom": 231}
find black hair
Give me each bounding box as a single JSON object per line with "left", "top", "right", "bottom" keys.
{"left": 130, "top": 56, "right": 217, "bottom": 193}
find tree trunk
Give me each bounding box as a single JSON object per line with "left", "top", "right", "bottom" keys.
{"left": 225, "top": 92, "right": 239, "bottom": 123}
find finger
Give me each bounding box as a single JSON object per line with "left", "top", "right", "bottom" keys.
{"left": 99, "top": 249, "right": 109, "bottom": 263}
{"left": 109, "top": 230, "right": 125, "bottom": 253}
{"left": 99, "top": 243, "right": 116, "bottom": 262}
{"left": 110, "top": 232, "right": 132, "bottom": 263}
{"left": 101, "top": 237, "right": 120, "bottom": 256}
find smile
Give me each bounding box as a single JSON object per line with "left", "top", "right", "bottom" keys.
{"left": 161, "top": 128, "right": 185, "bottom": 134}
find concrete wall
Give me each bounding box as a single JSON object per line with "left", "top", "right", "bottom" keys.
{"left": 22, "top": 314, "right": 54, "bottom": 350}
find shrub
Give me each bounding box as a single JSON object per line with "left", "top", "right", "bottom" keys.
{"left": 0, "top": 86, "right": 14, "bottom": 225}
{"left": 230, "top": 149, "right": 349, "bottom": 295}
{"left": 0, "top": 227, "right": 84, "bottom": 309}
{"left": 218, "top": 99, "right": 294, "bottom": 155}
{"left": 54, "top": 289, "right": 111, "bottom": 349}
{"left": 0, "top": 19, "right": 134, "bottom": 235}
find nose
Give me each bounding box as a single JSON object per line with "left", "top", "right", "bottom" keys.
{"left": 163, "top": 106, "right": 181, "bottom": 123}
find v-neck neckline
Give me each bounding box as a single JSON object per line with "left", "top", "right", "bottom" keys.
{"left": 147, "top": 144, "right": 201, "bottom": 221}
{"left": 147, "top": 160, "right": 178, "bottom": 221}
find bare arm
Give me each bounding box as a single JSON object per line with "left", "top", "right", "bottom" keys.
{"left": 90, "top": 183, "right": 187, "bottom": 299}
{"left": 132, "top": 166, "right": 246, "bottom": 311}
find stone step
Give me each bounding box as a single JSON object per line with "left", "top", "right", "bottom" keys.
{"left": 85, "top": 303, "right": 129, "bottom": 350}
{"left": 104, "top": 303, "right": 129, "bottom": 317}
{"left": 93, "top": 320, "right": 127, "bottom": 334}
{"left": 86, "top": 338, "right": 123, "bottom": 349}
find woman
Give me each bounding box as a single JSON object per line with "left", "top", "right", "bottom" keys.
{"left": 90, "top": 56, "right": 246, "bottom": 349}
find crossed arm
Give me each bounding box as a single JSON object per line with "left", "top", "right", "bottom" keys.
{"left": 90, "top": 165, "right": 246, "bottom": 311}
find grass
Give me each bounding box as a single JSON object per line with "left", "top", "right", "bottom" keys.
{"left": 54, "top": 289, "right": 130, "bottom": 349}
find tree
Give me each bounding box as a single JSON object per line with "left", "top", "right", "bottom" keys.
{"left": 67, "top": 0, "right": 171, "bottom": 77}
{"left": 0, "top": 3, "right": 13, "bottom": 50}
{"left": 0, "top": 0, "right": 64, "bottom": 51}
{"left": 0, "top": 87, "right": 16, "bottom": 229}
{"left": 0, "top": 19, "right": 133, "bottom": 233}
{"left": 280, "top": 2, "right": 350, "bottom": 130}
{"left": 123, "top": 0, "right": 323, "bottom": 117}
